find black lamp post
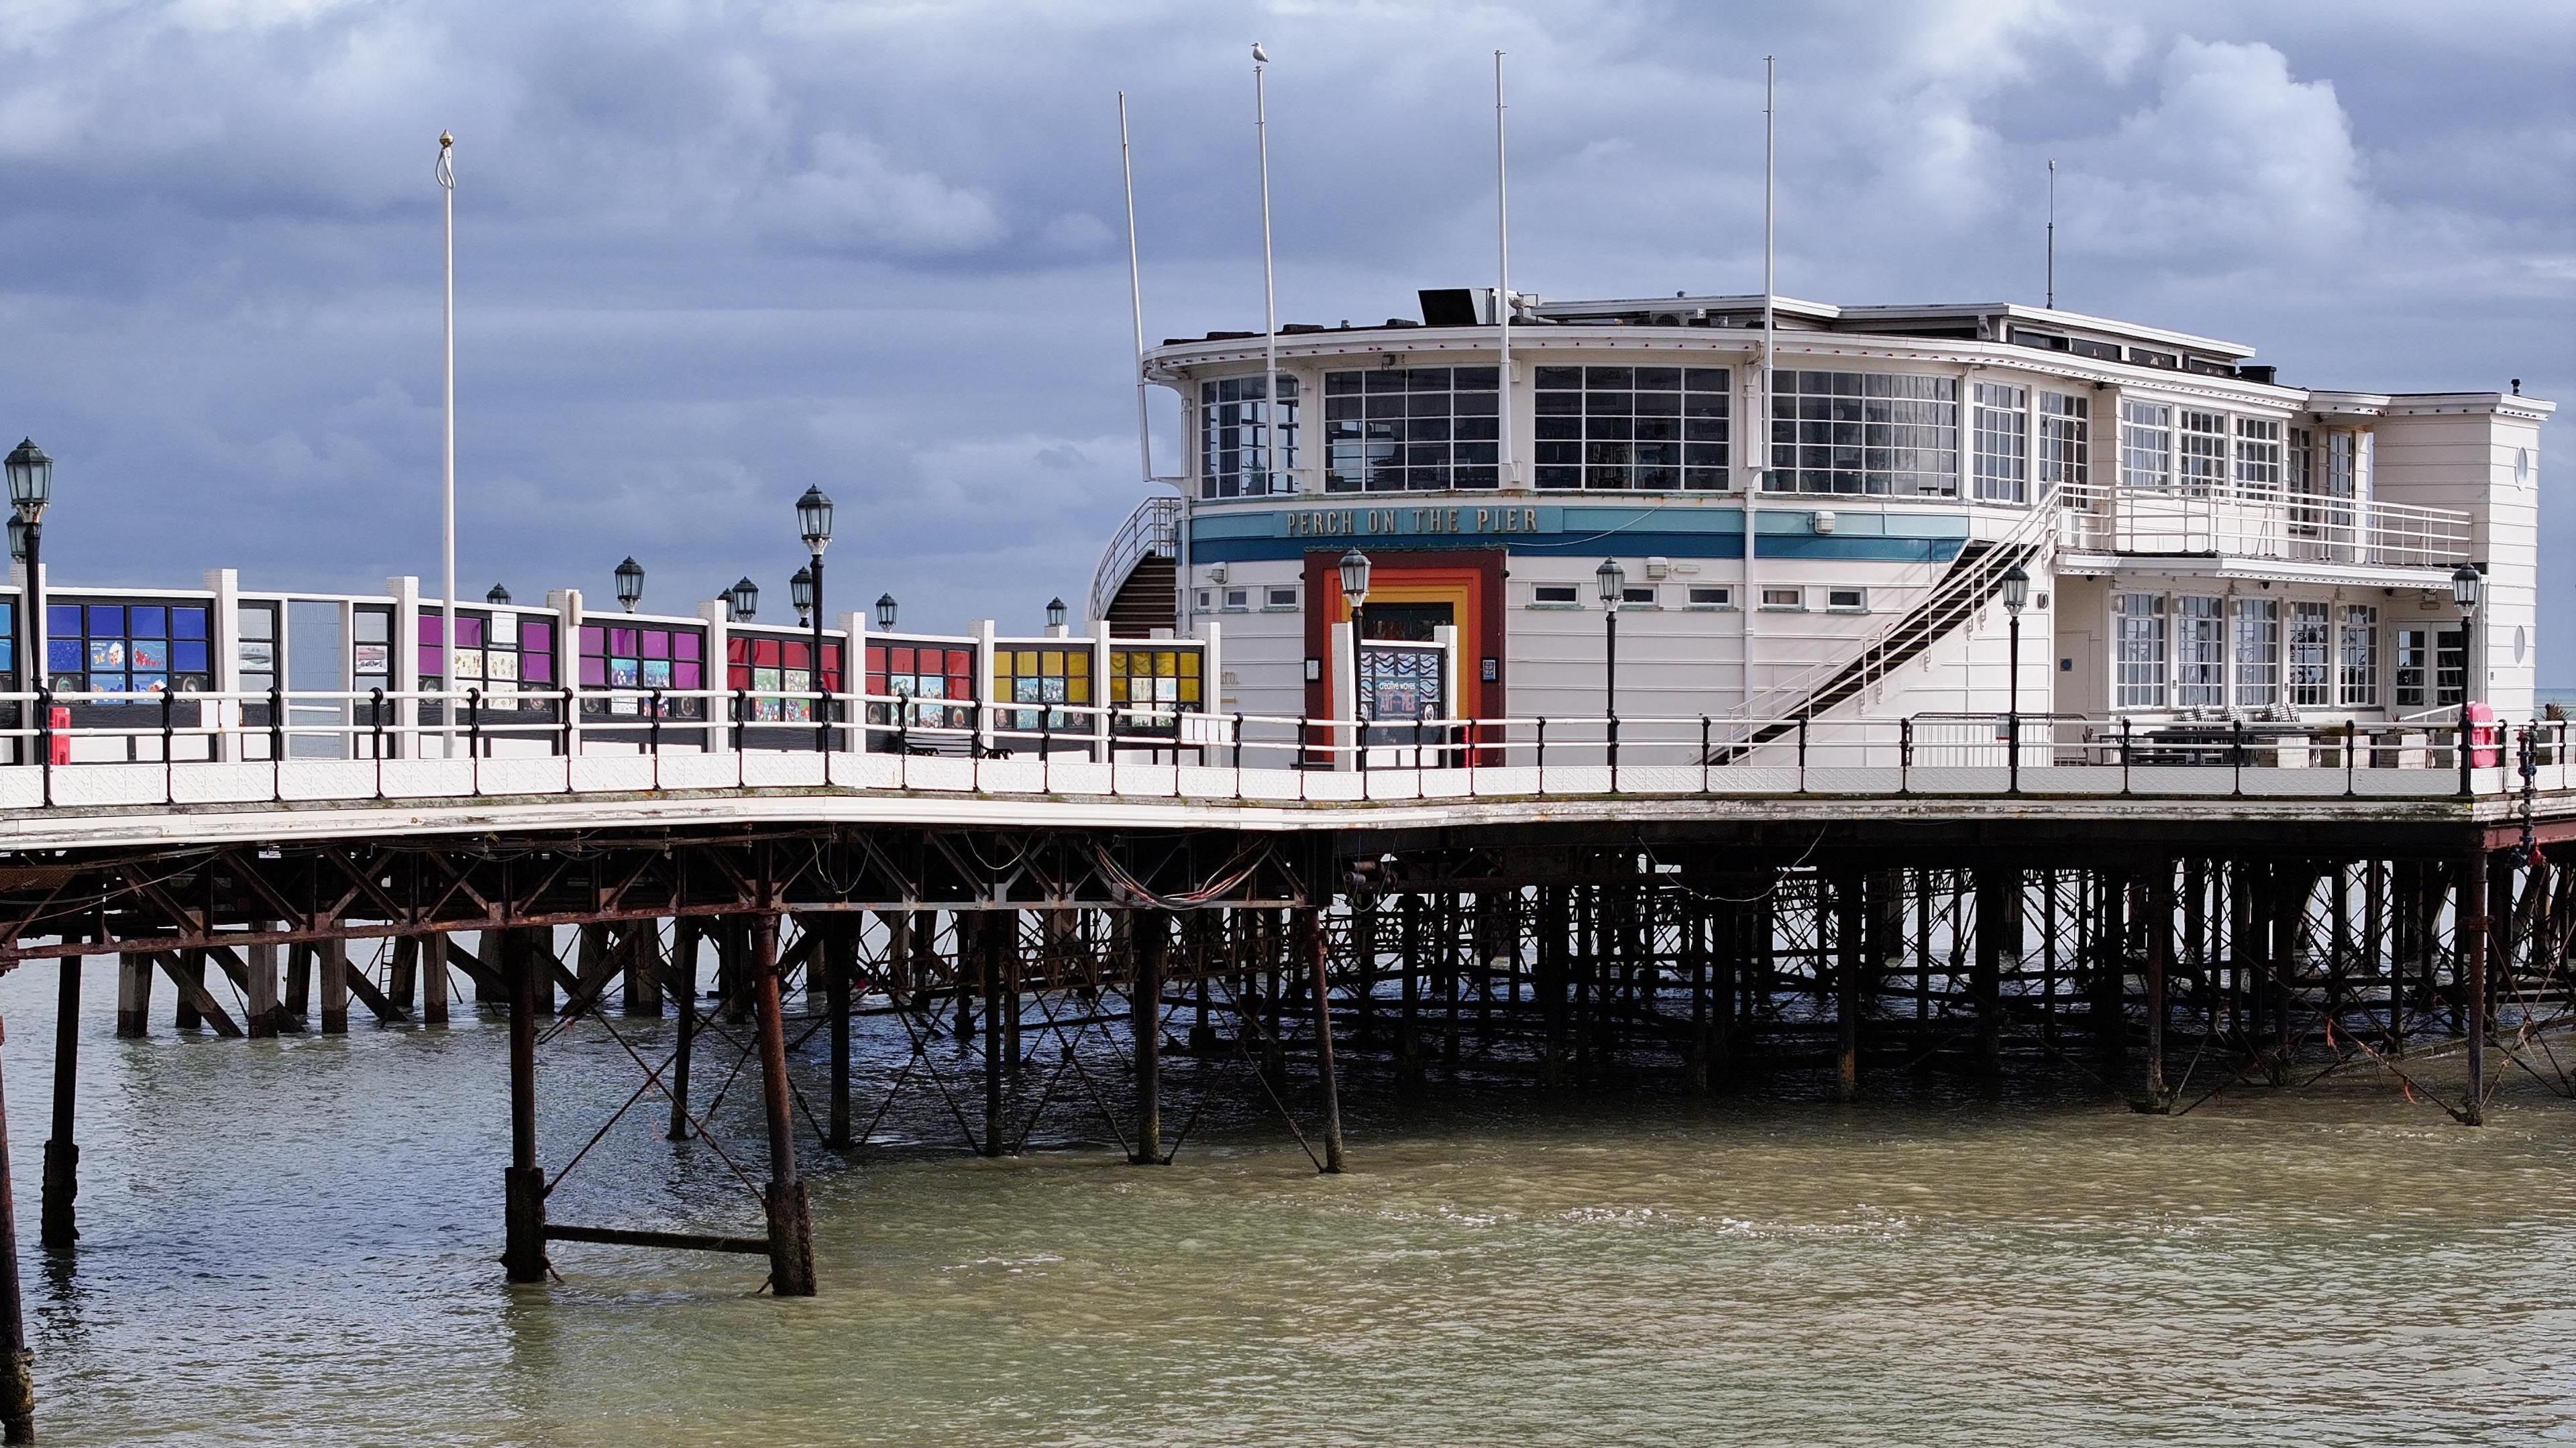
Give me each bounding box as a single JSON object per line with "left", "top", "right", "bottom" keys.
{"left": 1597, "top": 558, "right": 1625, "bottom": 773}
{"left": 2001, "top": 563, "right": 2029, "bottom": 793}
{"left": 728, "top": 576, "right": 759, "bottom": 624}
{"left": 875, "top": 592, "right": 898, "bottom": 631}
{"left": 486, "top": 583, "right": 511, "bottom": 606}
{"left": 1339, "top": 550, "right": 1371, "bottom": 764}
{"left": 1046, "top": 596, "right": 1069, "bottom": 633}
{"left": 2454, "top": 561, "right": 2483, "bottom": 794}
{"left": 7, "top": 439, "right": 52, "bottom": 763}
{"left": 788, "top": 567, "right": 812, "bottom": 626}
{"left": 797, "top": 486, "right": 835, "bottom": 752}
{"left": 612, "top": 557, "right": 645, "bottom": 614}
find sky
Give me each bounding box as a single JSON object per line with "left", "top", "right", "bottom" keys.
{"left": 0, "top": 0, "right": 2569, "bottom": 669}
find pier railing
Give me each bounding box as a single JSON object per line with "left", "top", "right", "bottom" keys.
{"left": 2055, "top": 480, "right": 2473, "bottom": 569}
{"left": 0, "top": 683, "right": 2557, "bottom": 812}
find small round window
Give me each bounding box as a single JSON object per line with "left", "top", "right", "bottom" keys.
{"left": 2516, "top": 447, "right": 2532, "bottom": 486}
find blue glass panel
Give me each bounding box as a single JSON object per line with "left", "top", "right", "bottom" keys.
{"left": 171, "top": 608, "right": 207, "bottom": 640}
{"left": 87, "top": 606, "right": 123, "bottom": 636}
{"left": 87, "top": 640, "right": 125, "bottom": 669}
{"left": 47, "top": 641, "right": 79, "bottom": 673}
{"left": 131, "top": 673, "right": 167, "bottom": 697}
{"left": 0, "top": 641, "right": 14, "bottom": 673}
{"left": 90, "top": 673, "right": 125, "bottom": 700}
{"left": 172, "top": 641, "right": 207, "bottom": 672}
{"left": 46, "top": 606, "right": 79, "bottom": 638}
{"left": 130, "top": 606, "right": 166, "bottom": 637}
{"left": 130, "top": 639, "right": 168, "bottom": 670}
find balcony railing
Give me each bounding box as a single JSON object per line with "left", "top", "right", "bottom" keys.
{"left": 2055, "top": 480, "right": 2472, "bottom": 569}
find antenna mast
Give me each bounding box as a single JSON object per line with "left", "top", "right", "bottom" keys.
{"left": 1495, "top": 50, "right": 1514, "bottom": 490}
{"left": 2045, "top": 158, "right": 2056, "bottom": 309}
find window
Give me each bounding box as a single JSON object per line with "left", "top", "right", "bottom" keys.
{"left": 2113, "top": 593, "right": 2167, "bottom": 708}
{"left": 2235, "top": 418, "right": 2283, "bottom": 494}
{"left": 1761, "top": 588, "right": 1804, "bottom": 610}
{"left": 1199, "top": 374, "right": 1299, "bottom": 498}
{"left": 1222, "top": 589, "right": 1250, "bottom": 612}
{"left": 1265, "top": 586, "right": 1299, "bottom": 610}
{"left": 1620, "top": 586, "right": 1658, "bottom": 608}
{"left": 2286, "top": 602, "right": 2332, "bottom": 708}
{"left": 1531, "top": 585, "right": 1579, "bottom": 607}
{"left": 2118, "top": 401, "right": 2171, "bottom": 490}
{"left": 724, "top": 633, "right": 845, "bottom": 722}
{"left": 424, "top": 610, "right": 556, "bottom": 710}
{"left": 237, "top": 602, "right": 278, "bottom": 696}
{"left": 1971, "top": 382, "right": 2027, "bottom": 503}
{"left": 1535, "top": 365, "right": 1729, "bottom": 491}
{"left": 1766, "top": 370, "right": 1956, "bottom": 496}
{"left": 990, "top": 647, "right": 1092, "bottom": 734}
{"left": 2288, "top": 427, "right": 2313, "bottom": 492}
{"left": 48, "top": 601, "right": 211, "bottom": 701}
{"left": 866, "top": 644, "right": 975, "bottom": 729}
{"left": 1825, "top": 588, "right": 1867, "bottom": 612}
{"left": 580, "top": 624, "right": 705, "bottom": 717}
{"left": 1108, "top": 648, "right": 1201, "bottom": 735}
{"left": 1325, "top": 367, "right": 1497, "bottom": 492}
{"left": 2435, "top": 626, "right": 2466, "bottom": 704}
{"left": 2395, "top": 627, "right": 2467, "bottom": 708}
{"left": 2036, "top": 392, "right": 2089, "bottom": 492}
{"left": 1686, "top": 586, "right": 1733, "bottom": 608}
{"left": 2338, "top": 606, "right": 2379, "bottom": 708}
{"left": 2178, "top": 410, "right": 2227, "bottom": 496}
{"left": 2176, "top": 596, "right": 2224, "bottom": 707}
{"left": 2233, "top": 598, "right": 2279, "bottom": 708}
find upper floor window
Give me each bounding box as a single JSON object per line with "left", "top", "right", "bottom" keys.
{"left": 2178, "top": 409, "right": 2227, "bottom": 495}
{"left": 2235, "top": 418, "right": 2283, "bottom": 493}
{"left": 1766, "top": 370, "right": 1955, "bottom": 496}
{"left": 1536, "top": 366, "right": 1729, "bottom": 491}
{"left": 1324, "top": 367, "right": 1496, "bottom": 492}
{"left": 2035, "top": 391, "right": 2089, "bottom": 492}
{"left": 1199, "top": 374, "right": 1298, "bottom": 499}
{"left": 1972, "top": 382, "right": 2027, "bottom": 503}
{"left": 2118, "top": 401, "right": 2170, "bottom": 490}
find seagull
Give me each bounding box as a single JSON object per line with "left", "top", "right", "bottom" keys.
{"left": 1252, "top": 42, "right": 1269, "bottom": 63}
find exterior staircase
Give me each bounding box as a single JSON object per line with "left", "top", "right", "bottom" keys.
{"left": 1089, "top": 496, "right": 1182, "bottom": 636}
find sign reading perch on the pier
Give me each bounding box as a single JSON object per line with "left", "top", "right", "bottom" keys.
{"left": 1278, "top": 505, "right": 1554, "bottom": 539}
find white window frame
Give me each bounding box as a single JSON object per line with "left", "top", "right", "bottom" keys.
{"left": 1263, "top": 586, "right": 1299, "bottom": 612}
{"left": 1824, "top": 588, "right": 1868, "bottom": 613}
{"left": 1686, "top": 586, "right": 1735, "bottom": 610}
{"left": 1619, "top": 586, "right": 1660, "bottom": 610}
{"left": 1221, "top": 588, "right": 1252, "bottom": 612}
{"left": 2287, "top": 601, "right": 2332, "bottom": 708}
{"left": 2338, "top": 604, "right": 2379, "bottom": 708}
{"left": 2119, "top": 400, "right": 2173, "bottom": 491}
{"left": 2176, "top": 595, "right": 2225, "bottom": 708}
{"left": 2178, "top": 409, "right": 2227, "bottom": 497}
{"left": 1530, "top": 584, "right": 1581, "bottom": 609}
{"left": 1971, "top": 382, "right": 2028, "bottom": 504}
{"left": 2233, "top": 598, "right": 2279, "bottom": 709}
{"left": 1760, "top": 587, "right": 1805, "bottom": 611}
{"left": 2112, "top": 592, "right": 2168, "bottom": 709}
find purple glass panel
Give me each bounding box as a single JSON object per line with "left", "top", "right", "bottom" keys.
{"left": 610, "top": 628, "right": 639, "bottom": 656}
{"left": 523, "top": 651, "right": 553, "bottom": 683}
{"left": 579, "top": 657, "right": 606, "bottom": 686}
{"left": 643, "top": 630, "right": 670, "bottom": 660}
{"left": 456, "top": 616, "right": 484, "bottom": 648}
{"left": 674, "top": 661, "right": 702, "bottom": 690}
{"left": 421, "top": 645, "right": 445, "bottom": 675}
{"left": 421, "top": 616, "right": 447, "bottom": 645}
{"left": 523, "top": 621, "right": 553, "bottom": 651}
{"left": 673, "top": 632, "right": 702, "bottom": 661}
{"left": 580, "top": 625, "right": 604, "bottom": 654}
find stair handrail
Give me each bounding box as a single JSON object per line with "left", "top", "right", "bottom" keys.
{"left": 1735, "top": 487, "right": 2061, "bottom": 732}
{"left": 1088, "top": 494, "right": 1183, "bottom": 624}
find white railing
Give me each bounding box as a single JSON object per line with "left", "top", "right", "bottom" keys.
{"left": 2055, "top": 480, "right": 2471, "bottom": 569}
{"left": 1087, "top": 494, "right": 1181, "bottom": 623}
{"left": 0, "top": 685, "right": 2556, "bottom": 814}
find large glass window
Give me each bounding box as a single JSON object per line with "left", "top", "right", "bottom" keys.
{"left": 2338, "top": 605, "right": 2379, "bottom": 708}
{"left": 1972, "top": 382, "right": 2027, "bottom": 503}
{"left": 2396, "top": 626, "right": 2467, "bottom": 709}
{"left": 2233, "top": 598, "right": 2279, "bottom": 708}
{"left": 2178, "top": 409, "right": 2227, "bottom": 496}
{"left": 725, "top": 634, "right": 845, "bottom": 722}
{"left": 991, "top": 646, "right": 1092, "bottom": 734}
{"left": 48, "top": 601, "right": 211, "bottom": 700}
{"left": 1535, "top": 366, "right": 1728, "bottom": 491}
{"left": 2176, "top": 596, "right": 2225, "bottom": 707}
{"left": 578, "top": 623, "right": 704, "bottom": 718}
{"left": 1199, "top": 374, "right": 1299, "bottom": 498}
{"left": 2286, "top": 602, "right": 2332, "bottom": 708}
{"left": 1766, "top": 370, "right": 1955, "bottom": 496}
{"left": 424, "top": 610, "right": 556, "bottom": 710}
{"left": 1324, "top": 367, "right": 1498, "bottom": 492}
{"left": 865, "top": 643, "right": 975, "bottom": 730}
{"left": 2118, "top": 400, "right": 2171, "bottom": 490}
{"left": 1108, "top": 647, "right": 1201, "bottom": 736}
{"left": 2113, "top": 593, "right": 2167, "bottom": 708}
{"left": 2235, "top": 417, "right": 2282, "bottom": 494}
{"left": 2035, "top": 391, "right": 2088, "bottom": 492}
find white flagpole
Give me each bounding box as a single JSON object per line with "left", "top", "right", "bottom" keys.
{"left": 2045, "top": 158, "right": 2057, "bottom": 309}
{"left": 1254, "top": 43, "right": 1279, "bottom": 496}
{"left": 1495, "top": 50, "right": 1514, "bottom": 490}
{"left": 437, "top": 130, "right": 458, "bottom": 757}
{"left": 1120, "top": 93, "right": 1152, "bottom": 488}
{"left": 1747, "top": 59, "right": 1774, "bottom": 715}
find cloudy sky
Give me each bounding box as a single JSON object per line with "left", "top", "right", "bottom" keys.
{"left": 1, "top": 1, "right": 2569, "bottom": 667}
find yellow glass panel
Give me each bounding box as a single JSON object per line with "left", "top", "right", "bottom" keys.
{"left": 1069, "top": 653, "right": 1089, "bottom": 675}
{"left": 1016, "top": 650, "right": 1038, "bottom": 674}
{"left": 1068, "top": 679, "right": 1089, "bottom": 704}
{"left": 1039, "top": 651, "right": 1062, "bottom": 674}
{"left": 1110, "top": 652, "right": 1128, "bottom": 677}
{"left": 1179, "top": 653, "right": 1200, "bottom": 677}
{"left": 1155, "top": 651, "right": 1178, "bottom": 674}
{"left": 1180, "top": 678, "right": 1201, "bottom": 703}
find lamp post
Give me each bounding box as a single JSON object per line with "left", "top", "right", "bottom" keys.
{"left": 1339, "top": 550, "right": 1371, "bottom": 767}
{"left": 486, "top": 584, "right": 511, "bottom": 606}
{"left": 2454, "top": 561, "right": 2483, "bottom": 795}
{"left": 875, "top": 593, "right": 898, "bottom": 631}
{"left": 613, "top": 557, "right": 645, "bottom": 614}
{"left": 1596, "top": 557, "right": 1624, "bottom": 774}
{"left": 6, "top": 440, "right": 52, "bottom": 768}
{"left": 728, "top": 577, "right": 759, "bottom": 624}
{"left": 788, "top": 567, "right": 812, "bottom": 627}
{"left": 797, "top": 486, "right": 835, "bottom": 753}
{"left": 1046, "top": 596, "right": 1069, "bottom": 635}
{"left": 2001, "top": 563, "right": 2029, "bottom": 793}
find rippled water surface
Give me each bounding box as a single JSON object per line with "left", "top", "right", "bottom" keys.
{"left": 3, "top": 960, "right": 2572, "bottom": 1447}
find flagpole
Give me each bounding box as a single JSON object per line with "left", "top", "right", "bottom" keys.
{"left": 1748, "top": 59, "right": 1774, "bottom": 716}
{"left": 2045, "top": 158, "right": 2057, "bottom": 309}
{"left": 1494, "top": 50, "right": 1514, "bottom": 490}
{"left": 437, "top": 130, "right": 458, "bottom": 758}
{"left": 1254, "top": 43, "right": 1279, "bottom": 498}
{"left": 1122, "top": 93, "right": 1181, "bottom": 635}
